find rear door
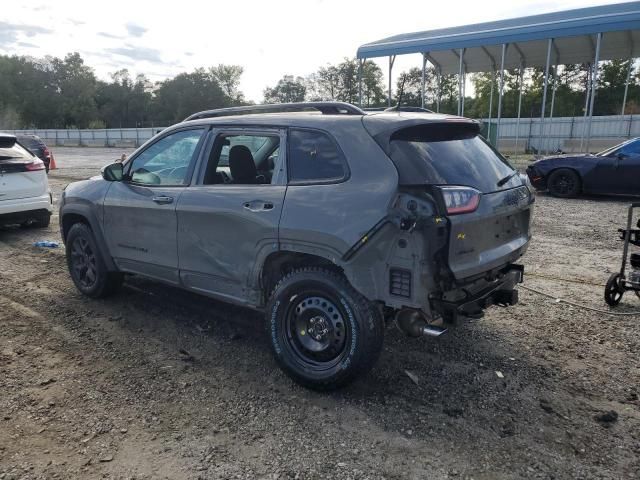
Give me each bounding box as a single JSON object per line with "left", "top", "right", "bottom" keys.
{"left": 176, "top": 128, "right": 286, "bottom": 305}
{"left": 0, "top": 142, "right": 47, "bottom": 201}
{"left": 103, "top": 127, "right": 206, "bottom": 284}
{"left": 386, "top": 124, "right": 533, "bottom": 280}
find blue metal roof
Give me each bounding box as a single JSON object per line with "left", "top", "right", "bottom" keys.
{"left": 357, "top": 2, "right": 640, "bottom": 73}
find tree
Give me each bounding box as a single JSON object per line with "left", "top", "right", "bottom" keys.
{"left": 51, "top": 52, "right": 98, "bottom": 128}
{"left": 210, "top": 64, "right": 245, "bottom": 104}
{"left": 263, "top": 75, "right": 306, "bottom": 103}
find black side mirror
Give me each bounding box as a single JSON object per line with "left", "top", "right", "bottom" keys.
{"left": 101, "top": 162, "right": 124, "bottom": 182}
{"left": 617, "top": 152, "right": 627, "bottom": 160}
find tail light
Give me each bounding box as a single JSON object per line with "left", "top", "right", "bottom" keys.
{"left": 25, "top": 158, "right": 46, "bottom": 171}
{"left": 440, "top": 186, "right": 481, "bottom": 215}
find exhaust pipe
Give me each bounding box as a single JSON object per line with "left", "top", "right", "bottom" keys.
{"left": 395, "top": 309, "right": 448, "bottom": 338}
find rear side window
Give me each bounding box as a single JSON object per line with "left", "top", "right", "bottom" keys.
{"left": 388, "top": 124, "right": 516, "bottom": 193}
{"left": 18, "top": 137, "right": 41, "bottom": 150}
{"left": 0, "top": 143, "right": 33, "bottom": 161}
{"left": 288, "top": 129, "right": 347, "bottom": 183}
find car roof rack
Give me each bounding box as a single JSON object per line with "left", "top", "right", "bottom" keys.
{"left": 184, "top": 102, "right": 365, "bottom": 122}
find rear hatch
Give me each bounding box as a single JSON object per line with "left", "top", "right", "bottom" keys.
{"left": 366, "top": 116, "right": 533, "bottom": 280}
{"left": 0, "top": 139, "right": 48, "bottom": 201}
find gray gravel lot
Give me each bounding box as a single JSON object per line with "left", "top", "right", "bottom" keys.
{"left": 0, "top": 147, "right": 638, "bottom": 479}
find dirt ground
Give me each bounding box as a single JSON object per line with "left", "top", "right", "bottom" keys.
{"left": 1, "top": 148, "right": 639, "bottom": 479}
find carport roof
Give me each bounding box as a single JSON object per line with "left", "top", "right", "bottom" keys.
{"left": 356, "top": 2, "right": 640, "bottom": 73}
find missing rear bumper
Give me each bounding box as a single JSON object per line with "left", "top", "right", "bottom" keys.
{"left": 432, "top": 264, "right": 523, "bottom": 323}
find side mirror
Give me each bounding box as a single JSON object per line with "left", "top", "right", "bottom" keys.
{"left": 616, "top": 152, "right": 627, "bottom": 160}
{"left": 101, "top": 162, "right": 124, "bottom": 182}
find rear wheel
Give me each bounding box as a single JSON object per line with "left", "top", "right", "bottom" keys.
{"left": 547, "top": 168, "right": 581, "bottom": 198}
{"left": 66, "top": 223, "right": 122, "bottom": 298}
{"left": 266, "top": 267, "right": 384, "bottom": 390}
{"left": 604, "top": 273, "right": 624, "bottom": 307}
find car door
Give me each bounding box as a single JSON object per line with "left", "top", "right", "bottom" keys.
{"left": 103, "top": 127, "right": 207, "bottom": 284}
{"left": 594, "top": 140, "right": 640, "bottom": 195}
{"left": 176, "top": 128, "right": 286, "bottom": 306}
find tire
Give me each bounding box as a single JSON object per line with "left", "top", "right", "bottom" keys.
{"left": 21, "top": 211, "right": 51, "bottom": 228}
{"left": 65, "top": 223, "right": 123, "bottom": 298}
{"left": 604, "top": 273, "right": 623, "bottom": 307}
{"left": 266, "top": 267, "right": 384, "bottom": 390}
{"left": 547, "top": 168, "right": 581, "bottom": 198}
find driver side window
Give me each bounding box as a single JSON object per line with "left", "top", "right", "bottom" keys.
{"left": 128, "top": 128, "right": 205, "bottom": 186}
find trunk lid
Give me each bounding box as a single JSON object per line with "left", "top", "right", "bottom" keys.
{"left": 370, "top": 116, "right": 533, "bottom": 281}
{"left": 0, "top": 142, "right": 47, "bottom": 201}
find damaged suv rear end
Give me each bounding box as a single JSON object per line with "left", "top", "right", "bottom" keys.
{"left": 355, "top": 113, "right": 533, "bottom": 337}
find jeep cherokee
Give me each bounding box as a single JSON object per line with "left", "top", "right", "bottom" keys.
{"left": 60, "top": 102, "right": 534, "bottom": 390}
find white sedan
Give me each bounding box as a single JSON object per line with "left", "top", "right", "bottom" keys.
{"left": 0, "top": 133, "right": 53, "bottom": 228}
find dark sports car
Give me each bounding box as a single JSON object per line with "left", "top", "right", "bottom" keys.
{"left": 526, "top": 138, "right": 640, "bottom": 198}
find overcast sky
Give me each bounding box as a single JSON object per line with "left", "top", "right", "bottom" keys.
{"left": 1, "top": 0, "right": 629, "bottom": 102}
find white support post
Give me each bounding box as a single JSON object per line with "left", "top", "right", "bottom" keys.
{"left": 421, "top": 53, "right": 427, "bottom": 109}
{"left": 514, "top": 65, "right": 524, "bottom": 155}
{"left": 457, "top": 49, "right": 464, "bottom": 116}
{"left": 580, "top": 63, "right": 592, "bottom": 151}
{"left": 436, "top": 69, "right": 441, "bottom": 113}
{"left": 388, "top": 55, "right": 395, "bottom": 108}
{"left": 585, "top": 33, "right": 602, "bottom": 153}
{"left": 496, "top": 43, "right": 507, "bottom": 148}
{"left": 358, "top": 58, "right": 364, "bottom": 107}
{"left": 621, "top": 57, "right": 633, "bottom": 136}
{"left": 539, "top": 38, "right": 553, "bottom": 154}
{"left": 488, "top": 73, "right": 494, "bottom": 139}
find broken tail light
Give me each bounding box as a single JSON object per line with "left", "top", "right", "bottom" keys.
{"left": 440, "top": 186, "right": 481, "bottom": 215}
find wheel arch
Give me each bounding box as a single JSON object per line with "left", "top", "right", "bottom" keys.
{"left": 60, "top": 205, "right": 117, "bottom": 271}
{"left": 547, "top": 166, "right": 583, "bottom": 193}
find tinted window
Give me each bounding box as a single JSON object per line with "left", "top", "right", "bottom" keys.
{"left": 0, "top": 143, "right": 33, "bottom": 161}
{"left": 128, "top": 129, "right": 204, "bottom": 186}
{"left": 620, "top": 140, "right": 640, "bottom": 155}
{"left": 388, "top": 124, "right": 516, "bottom": 192}
{"left": 288, "top": 129, "right": 346, "bottom": 183}
{"left": 18, "top": 137, "right": 41, "bottom": 149}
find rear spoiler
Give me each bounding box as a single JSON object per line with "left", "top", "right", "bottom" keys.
{"left": 0, "top": 134, "right": 17, "bottom": 149}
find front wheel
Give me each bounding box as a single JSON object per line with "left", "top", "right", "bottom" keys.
{"left": 66, "top": 223, "right": 123, "bottom": 298}
{"left": 266, "top": 268, "right": 384, "bottom": 390}
{"left": 547, "top": 168, "right": 581, "bottom": 198}
{"left": 604, "top": 273, "right": 624, "bottom": 307}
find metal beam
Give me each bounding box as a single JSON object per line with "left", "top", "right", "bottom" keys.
{"left": 580, "top": 63, "right": 592, "bottom": 152}
{"left": 512, "top": 42, "right": 526, "bottom": 66}
{"left": 388, "top": 55, "right": 395, "bottom": 108}
{"left": 514, "top": 64, "right": 524, "bottom": 154}
{"left": 358, "top": 58, "right": 363, "bottom": 107}
{"left": 481, "top": 46, "right": 497, "bottom": 70}
{"left": 496, "top": 43, "right": 508, "bottom": 147}
{"left": 457, "top": 49, "right": 465, "bottom": 115}
{"left": 539, "top": 38, "right": 553, "bottom": 154}
{"left": 436, "top": 68, "right": 442, "bottom": 113}
{"left": 488, "top": 72, "right": 494, "bottom": 138}
{"left": 546, "top": 65, "right": 558, "bottom": 154}
{"left": 421, "top": 53, "right": 427, "bottom": 109}
{"left": 621, "top": 57, "right": 633, "bottom": 116}
{"left": 585, "top": 32, "right": 602, "bottom": 153}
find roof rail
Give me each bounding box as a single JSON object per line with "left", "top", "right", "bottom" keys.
{"left": 184, "top": 102, "right": 365, "bottom": 122}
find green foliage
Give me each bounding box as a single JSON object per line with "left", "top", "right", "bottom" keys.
{"left": 263, "top": 75, "right": 306, "bottom": 103}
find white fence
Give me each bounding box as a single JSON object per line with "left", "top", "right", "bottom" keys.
{"left": 489, "top": 114, "right": 639, "bottom": 153}
{"left": 6, "top": 114, "right": 639, "bottom": 153}
{"left": 4, "top": 127, "right": 166, "bottom": 148}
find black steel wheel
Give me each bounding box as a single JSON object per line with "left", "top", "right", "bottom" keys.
{"left": 547, "top": 168, "right": 581, "bottom": 198}
{"left": 65, "top": 223, "right": 123, "bottom": 298}
{"left": 267, "top": 267, "right": 384, "bottom": 390}
{"left": 604, "top": 273, "right": 624, "bottom": 307}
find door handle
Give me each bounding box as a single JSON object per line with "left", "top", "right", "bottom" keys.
{"left": 243, "top": 200, "right": 274, "bottom": 212}
{"left": 152, "top": 195, "right": 174, "bottom": 205}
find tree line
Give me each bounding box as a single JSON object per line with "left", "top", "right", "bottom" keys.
{"left": 1, "top": 52, "right": 637, "bottom": 129}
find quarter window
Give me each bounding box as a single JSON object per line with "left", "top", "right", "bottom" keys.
{"left": 128, "top": 129, "right": 204, "bottom": 186}
{"left": 288, "top": 129, "right": 347, "bottom": 183}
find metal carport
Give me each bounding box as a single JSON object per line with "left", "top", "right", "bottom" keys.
{"left": 356, "top": 1, "right": 640, "bottom": 152}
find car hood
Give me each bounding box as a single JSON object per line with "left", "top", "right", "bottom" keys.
{"left": 532, "top": 153, "right": 599, "bottom": 166}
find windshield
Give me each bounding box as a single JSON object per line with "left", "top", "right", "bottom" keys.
{"left": 597, "top": 139, "right": 638, "bottom": 157}
{"left": 388, "top": 124, "right": 517, "bottom": 193}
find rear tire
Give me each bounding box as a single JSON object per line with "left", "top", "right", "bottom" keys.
{"left": 21, "top": 212, "right": 51, "bottom": 229}
{"left": 266, "top": 267, "right": 384, "bottom": 390}
{"left": 604, "top": 273, "right": 623, "bottom": 307}
{"left": 66, "top": 223, "right": 123, "bottom": 298}
{"left": 547, "top": 168, "right": 581, "bottom": 198}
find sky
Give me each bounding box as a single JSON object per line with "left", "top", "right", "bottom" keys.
{"left": 0, "top": 0, "right": 631, "bottom": 102}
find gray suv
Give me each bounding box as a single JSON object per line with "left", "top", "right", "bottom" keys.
{"left": 60, "top": 102, "right": 533, "bottom": 390}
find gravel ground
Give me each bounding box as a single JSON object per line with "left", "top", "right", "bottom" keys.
{"left": 0, "top": 148, "right": 639, "bottom": 479}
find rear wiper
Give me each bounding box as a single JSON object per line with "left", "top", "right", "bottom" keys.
{"left": 497, "top": 171, "right": 518, "bottom": 187}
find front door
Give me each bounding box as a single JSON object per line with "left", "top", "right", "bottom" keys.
{"left": 103, "top": 127, "right": 206, "bottom": 284}
{"left": 593, "top": 140, "right": 640, "bottom": 195}
{"left": 177, "top": 129, "right": 286, "bottom": 305}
